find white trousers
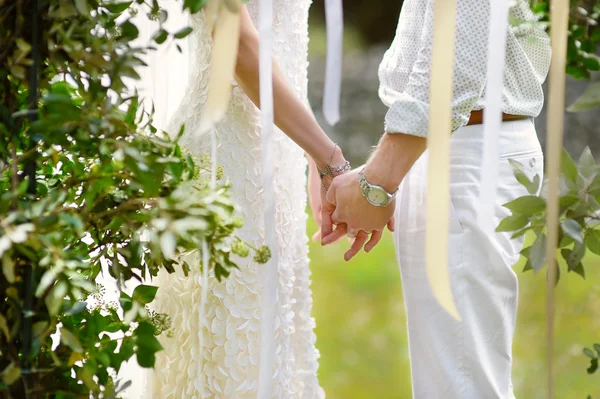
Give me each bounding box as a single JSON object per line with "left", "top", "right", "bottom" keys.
{"left": 393, "top": 119, "right": 543, "bottom": 398}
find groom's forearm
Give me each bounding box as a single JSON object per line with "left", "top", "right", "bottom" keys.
{"left": 363, "top": 133, "right": 427, "bottom": 193}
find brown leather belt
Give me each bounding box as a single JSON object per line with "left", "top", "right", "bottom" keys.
{"left": 467, "top": 109, "right": 529, "bottom": 125}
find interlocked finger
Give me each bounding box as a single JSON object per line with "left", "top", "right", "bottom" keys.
{"left": 344, "top": 230, "right": 369, "bottom": 261}
{"left": 364, "top": 230, "right": 383, "bottom": 253}
{"left": 346, "top": 228, "right": 359, "bottom": 239}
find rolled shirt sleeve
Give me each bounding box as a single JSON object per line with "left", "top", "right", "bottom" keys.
{"left": 380, "top": 0, "right": 491, "bottom": 137}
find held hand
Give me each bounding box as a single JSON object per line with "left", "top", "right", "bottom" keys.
{"left": 307, "top": 163, "right": 323, "bottom": 242}
{"left": 321, "top": 169, "right": 395, "bottom": 261}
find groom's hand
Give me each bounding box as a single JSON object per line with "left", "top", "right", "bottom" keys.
{"left": 321, "top": 168, "right": 395, "bottom": 261}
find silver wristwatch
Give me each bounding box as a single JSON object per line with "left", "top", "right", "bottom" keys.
{"left": 358, "top": 168, "right": 397, "bottom": 207}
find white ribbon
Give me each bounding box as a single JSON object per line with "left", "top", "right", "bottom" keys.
{"left": 197, "top": 131, "right": 217, "bottom": 397}
{"left": 426, "top": 0, "right": 461, "bottom": 321}
{"left": 323, "top": 0, "right": 343, "bottom": 125}
{"left": 197, "top": 238, "right": 209, "bottom": 398}
{"left": 257, "top": 0, "right": 278, "bottom": 398}
{"left": 477, "top": 0, "right": 511, "bottom": 232}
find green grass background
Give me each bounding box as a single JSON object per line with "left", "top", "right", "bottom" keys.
{"left": 307, "top": 216, "right": 600, "bottom": 399}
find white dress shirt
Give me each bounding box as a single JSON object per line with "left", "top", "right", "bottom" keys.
{"left": 378, "top": 0, "right": 552, "bottom": 137}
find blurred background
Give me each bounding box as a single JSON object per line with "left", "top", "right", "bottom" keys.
{"left": 304, "top": 3, "right": 600, "bottom": 399}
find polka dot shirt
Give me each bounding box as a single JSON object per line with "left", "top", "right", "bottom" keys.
{"left": 378, "top": 0, "right": 552, "bottom": 137}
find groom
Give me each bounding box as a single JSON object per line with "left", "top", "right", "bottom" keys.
{"left": 321, "top": 0, "right": 551, "bottom": 397}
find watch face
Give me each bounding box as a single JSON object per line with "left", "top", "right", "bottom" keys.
{"left": 367, "top": 188, "right": 388, "bottom": 205}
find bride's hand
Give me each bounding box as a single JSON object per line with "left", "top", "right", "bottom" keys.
{"left": 308, "top": 159, "right": 323, "bottom": 242}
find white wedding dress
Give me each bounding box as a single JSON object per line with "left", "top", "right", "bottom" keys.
{"left": 139, "top": 1, "right": 324, "bottom": 398}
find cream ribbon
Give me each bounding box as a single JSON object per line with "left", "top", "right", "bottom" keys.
{"left": 426, "top": 0, "right": 461, "bottom": 321}
{"left": 257, "top": 0, "right": 279, "bottom": 398}
{"left": 545, "top": 0, "right": 569, "bottom": 397}
{"left": 323, "top": 0, "right": 343, "bottom": 125}
{"left": 197, "top": 238, "right": 209, "bottom": 397}
{"left": 198, "top": 1, "right": 242, "bottom": 134}
{"left": 197, "top": 131, "right": 217, "bottom": 397}
{"left": 196, "top": 2, "right": 242, "bottom": 395}
{"left": 477, "top": 0, "right": 511, "bottom": 232}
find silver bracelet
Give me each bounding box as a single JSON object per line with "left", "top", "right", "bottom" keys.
{"left": 317, "top": 143, "right": 351, "bottom": 190}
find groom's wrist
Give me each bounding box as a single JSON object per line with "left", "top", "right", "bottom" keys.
{"left": 363, "top": 160, "right": 402, "bottom": 194}
{"left": 364, "top": 133, "right": 427, "bottom": 193}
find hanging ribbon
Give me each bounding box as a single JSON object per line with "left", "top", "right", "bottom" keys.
{"left": 477, "top": 0, "right": 511, "bottom": 232}
{"left": 196, "top": 238, "right": 209, "bottom": 397}
{"left": 198, "top": 1, "right": 242, "bottom": 134}
{"left": 197, "top": 131, "right": 217, "bottom": 396}
{"left": 425, "top": 0, "right": 461, "bottom": 321}
{"left": 323, "top": 0, "right": 343, "bottom": 125}
{"left": 257, "top": 0, "right": 278, "bottom": 398}
{"left": 545, "top": 0, "right": 569, "bottom": 397}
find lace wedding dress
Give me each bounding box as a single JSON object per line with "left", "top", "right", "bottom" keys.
{"left": 142, "top": 1, "right": 324, "bottom": 398}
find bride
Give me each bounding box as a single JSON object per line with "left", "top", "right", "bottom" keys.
{"left": 135, "top": 1, "right": 349, "bottom": 397}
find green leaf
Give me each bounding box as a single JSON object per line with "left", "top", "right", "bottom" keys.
{"left": 579, "top": 146, "right": 597, "bottom": 182}
{"left": 560, "top": 219, "right": 584, "bottom": 243}
{"left": 560, "top": 194, "right": 579, "bottom": 209}
{"left": 503, "top": 195, "right": 546, "bottom": 214}
{"left": 60, "top": 328, "right": 84, "bottom": 353}
{"left": 593, "top": 343, "right": 600, "bottom": 357}
{"left": 588, "top": 358, "right": 599, "bottom": 374}
{"left": 561, "top": 149, "right": 579, "bottom": 183}
{"left": 511, "top": 226, "right": 533, "bottom": 239}
{"left": 159, "top": 9, "right": 169, "bottom": 23}
{"left": 15, "top": 38, "right": 31, "bottom": 53}
{"left": 567, "top": 242, "right": 586, "bottom": 271}
{"left": 105, "top": 1, "right": 133, "bottom": 13}
{"left": 586, "top": 230, "right": 600, "bottom": 255}
{"left": 2, "top": 253, "right": 15, "bottom": 283}
{"left": 132, "top": 285, "right": 158, "bottom": 305}
{"left": 153, "top": 29, "right": 169, "bottom": 44}
{"left": 75, "top": 0, "right": 91, "bottom": 16}
{"left": 567, "top": 64, "right": 591, "bottom": 80}
{"left": 1, "top": 363, "right": 21, "bottom": 386}
{"left": 571, "top": 262, "right": 585, "bottom": 279}
{"left": 174, "top": 27, "right": 194, "bottom": 39}
{"left": 136, "top": 349, "right": 156, "bottom": 368}
{"left": 567, "top": 82, "right": 600, "bottom": 112}
{"left": 496, "top": 214, "right": 529, "bottom": 232}
{"left": 184, "top": 0, "right": 210, "bottom": 13}
{"left": 120, "top": 21, "right": 140, "bottom": 40}
{"left": 585, "top": 347, "right": 597, "bottom": 359}
{"left": 583, "top": 56, "right": 600, "bottom": 71}
{"left": 134, "top": 321, "right": 162, "bottom": 367}
{"left": 96, "top": 352, "right": 111, "bottom": 368}
{"left": 509, "top": 159, "right": 538, "bottom": 194}
{"left": 529, "top": 234, "right": 547, "bottom": 273}
{"left": 0, "top": 314, "right": 10, "bottom": 341}
{"left": 64, "top": 301, "right": 87, "bottom": 316}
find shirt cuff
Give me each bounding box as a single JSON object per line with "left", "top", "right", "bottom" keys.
{"left": 383, "top": 93, "right": 473, "bottom": 137}
{"left": 383, "top": 94, "right": 430, "bottom": 137}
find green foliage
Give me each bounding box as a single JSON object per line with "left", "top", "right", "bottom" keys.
{"left": 531, "top": 0, "right": 600, "bottom": 80}
{"left": 583, "top": 343, "right": 600, "bottom": 398}
{"left": 498, "top": 147, "right": 600, "bottom": 281}
{"left": 0, "top": 0, "right": 267, "bottom": 397}
{"left": 568, "top": 81, "right": 600, "bottom": 111}
{"left": 529, "top": 0, "right": 600, "bottom": 112}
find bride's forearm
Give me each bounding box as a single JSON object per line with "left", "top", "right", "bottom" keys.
{"left": 234, "top": 6, "right": 344, "bottom": 168}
